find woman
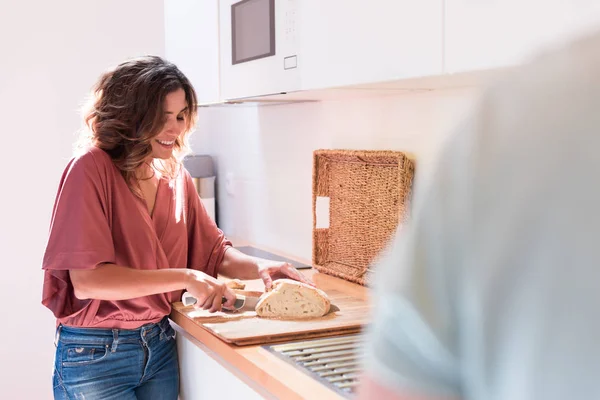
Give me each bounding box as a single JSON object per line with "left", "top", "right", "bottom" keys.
{"left": 42, "top": 56, "right": 312, "bottom": 399}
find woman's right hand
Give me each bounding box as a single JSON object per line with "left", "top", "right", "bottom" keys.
{"left": 185, "top": 270, "right": 237, "bottom": 313}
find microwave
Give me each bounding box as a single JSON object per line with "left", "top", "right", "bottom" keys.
{"left": 219, "top": 0, "right": 301, "bottom": 100}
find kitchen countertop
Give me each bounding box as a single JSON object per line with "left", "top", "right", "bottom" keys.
{"left": 169, "top": 245, "right": 370, "bottom": 400}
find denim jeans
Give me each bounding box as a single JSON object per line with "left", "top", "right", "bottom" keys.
{"left": 52, "top": 316, "right": 179, "bottom": 399}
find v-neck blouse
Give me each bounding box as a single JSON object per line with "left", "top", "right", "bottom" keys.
{"left": 41, "top": 146, "right": 232, "bottom": 329}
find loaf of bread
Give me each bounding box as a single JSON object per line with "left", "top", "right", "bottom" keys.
{"left": 255, "top": 279, "right": 331, "bottom": 319}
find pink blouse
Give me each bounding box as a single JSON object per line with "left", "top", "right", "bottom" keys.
{"left": 41, "top": 146, "right": 231, "bottom": 329}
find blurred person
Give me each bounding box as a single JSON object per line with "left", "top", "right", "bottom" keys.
{"left": 41, "top": 56, "right": 312, "bottom": 399}
{"left": 358, "top": 30, "right": 600, "bottom": 400}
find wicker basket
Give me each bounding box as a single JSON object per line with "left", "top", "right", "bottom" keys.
{"left": 312, "top": 149, "right": 415, "bottom": 286}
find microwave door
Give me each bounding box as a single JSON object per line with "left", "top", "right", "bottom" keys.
{"left": 231, "top": 0, "right": 275, "bottom": 65}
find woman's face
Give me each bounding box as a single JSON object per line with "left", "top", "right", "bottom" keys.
{"left": 150, "top": 88, "right": 188, "bottom": 160}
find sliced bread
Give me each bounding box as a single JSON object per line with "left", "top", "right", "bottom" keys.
{"left": 255, "top": 279, "right": 331, "bottom": 319}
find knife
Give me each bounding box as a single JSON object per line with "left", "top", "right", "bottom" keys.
{"left": 181, "top": 291, "right": 261, "bottom": 312}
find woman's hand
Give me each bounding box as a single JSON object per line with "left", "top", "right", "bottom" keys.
{"left": 185, "top": 270, "right": 237, "bottom": 312}
{"left": 257, "top": 261, "right": 315, "bottom": 290}
{"left": 217, "top": 248, "right": 316, "bottom": 290}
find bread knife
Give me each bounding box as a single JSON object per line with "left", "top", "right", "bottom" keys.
{"left": 181, "top": 292, "right": 260, "bottom": 312}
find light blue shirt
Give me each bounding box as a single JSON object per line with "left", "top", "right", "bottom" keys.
{"left": 364, "top": 30, "right": 600, "bottom": 400}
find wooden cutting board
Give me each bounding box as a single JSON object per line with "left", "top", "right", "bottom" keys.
{"left": 171, "top": 288, "right": 369, "bottom": 346}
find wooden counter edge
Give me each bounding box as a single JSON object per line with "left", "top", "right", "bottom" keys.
{"left": 170, "top": 307, "right": 346, "bottom": 400}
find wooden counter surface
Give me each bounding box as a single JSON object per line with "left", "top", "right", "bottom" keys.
{"left": 170, "top": 244, "right": 371, "bottom": 400}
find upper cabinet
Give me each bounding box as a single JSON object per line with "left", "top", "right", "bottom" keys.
{"left": 165, "top": 0, "right": 600, "bottom": 103}
{"left": 445, "top": 0, "right": 600, "bottom": 73}
{"left": 217, "top": 0, "right": 443, "bottom": 100}
{"left": 165, "top": 0, "right": 221, "bottom": 105}
{"left": 299, "top": 0, "right": 443, "bottom": 91}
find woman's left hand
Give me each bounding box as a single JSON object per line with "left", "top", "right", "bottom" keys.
{"left": 257, "top": 260, "right": 315, "bottom": 290}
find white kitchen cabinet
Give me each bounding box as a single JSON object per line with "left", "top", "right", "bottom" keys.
{"left": 445, "top": 0, "right": 600, "bottom": 73}
{"left": 175, "top": 326, "right": 267, "bottom": 400}
{"left": 218, "top": 0, "right": 443, "bottom": 100}
{"left": 299, "top": 0, "right": 443, "bottom": 90}
{"left": 165, "top": 0, "right": 221, "bottom": 105}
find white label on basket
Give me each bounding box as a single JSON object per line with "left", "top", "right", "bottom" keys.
{"left": 315, "top": 197, "right": 330, "bottom": 229}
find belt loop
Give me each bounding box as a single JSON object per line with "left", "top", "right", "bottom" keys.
{"left": 157, "top": 317, "right": 167, "bottom": 340}
{"left": 54, "top": 325, "right": 62, "bottom": 347}
{"left": 111, "top": 329, "right": 119, "bottom": 353}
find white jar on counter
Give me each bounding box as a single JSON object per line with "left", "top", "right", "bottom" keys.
{"left": 183, "top": 154, "right": 217, "bottom": 224}
{"left": 192, "top": 176, "right": 216, "bottom": 223}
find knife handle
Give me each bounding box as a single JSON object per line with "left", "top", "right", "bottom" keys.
{"left": 181, "top": 292, "right": 232, "bottom": 307}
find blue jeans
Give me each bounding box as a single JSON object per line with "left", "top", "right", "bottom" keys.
{"left": 52, "top": 317, "right": 179, "bottom": 399}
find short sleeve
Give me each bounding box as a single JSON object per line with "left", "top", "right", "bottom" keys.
{"left": 184, "top": 171, "right": 232, "bottom": 278}
{"left": 362, "top": 116, "right": 477, "bottom": 398}
{"left": 41, "top": 151, "right": 116, "bottom": 319}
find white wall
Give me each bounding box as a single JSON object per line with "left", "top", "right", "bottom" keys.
{"left": 190, "top": 87, "right": 481, "bottom": 261}
{"left": 0, "top": 1, "right": 165, "bottom": 398}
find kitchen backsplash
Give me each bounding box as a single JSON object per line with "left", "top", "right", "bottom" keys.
{"left": 189, "top": 87, "right": 480, "bottom": 261}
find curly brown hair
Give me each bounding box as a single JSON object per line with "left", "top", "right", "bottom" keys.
{"left": 77, "top": 56, "right": 198, "bottom": 194}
